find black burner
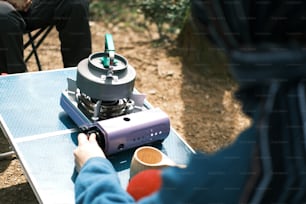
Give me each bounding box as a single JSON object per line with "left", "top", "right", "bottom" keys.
{"left": 76, "top": 90, "right": 135, "bottom": 121}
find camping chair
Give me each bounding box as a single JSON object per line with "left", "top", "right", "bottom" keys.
{"left": 24, "top": 26, "right": 54, "bottom": 71}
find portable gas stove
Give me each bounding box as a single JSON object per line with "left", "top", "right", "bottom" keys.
{"left": 60, "top": 34, "right": 170, "bottom": 155}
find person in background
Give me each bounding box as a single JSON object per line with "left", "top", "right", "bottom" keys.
{"left": 0, "top": 0, "right": 91, "bottom": 74}
{"left": 73, "top": 0, "right": 306, "bottom": 203}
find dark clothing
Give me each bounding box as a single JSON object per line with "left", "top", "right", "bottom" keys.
{"left": 0, "top": 0, "right": 92, "bottom": 74}
{"left": 191, "top": 0, "right": 306, "bottom": 202}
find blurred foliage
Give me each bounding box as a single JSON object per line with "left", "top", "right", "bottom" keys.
{"left": 134, "top": 0, "right": 190, "bottom": 39}
{"left": 89, "top": 0, "right": 138, "bottom": 25}
{"left": 89, "top": 0, "right": 190, "bottom": 40}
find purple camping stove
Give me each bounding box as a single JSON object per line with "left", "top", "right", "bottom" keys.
{"left": 60, "top": 34, "right": 170, "bottom": 155}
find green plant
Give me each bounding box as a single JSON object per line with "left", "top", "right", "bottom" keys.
{"left": 89, "top": 0, "right": 137, "bottom": 24}
{"left": 135, "top": 0, "right": 190, "bottom": 39}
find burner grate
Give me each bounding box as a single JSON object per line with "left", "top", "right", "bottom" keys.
{"left": 76, "top": 89, "right": 135, "bottom": 121}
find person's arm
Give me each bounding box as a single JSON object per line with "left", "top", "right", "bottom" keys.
{"left": 75, "top": 157, "right": 135, "bottom": 204}
{"left": 74, "top": 133, "right": 135, "bottom": 204}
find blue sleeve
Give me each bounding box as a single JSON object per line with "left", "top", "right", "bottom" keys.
{"left": 74, "top": 157, "right": 135, "bottom": 204}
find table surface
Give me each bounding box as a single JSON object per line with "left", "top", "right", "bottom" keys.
{"left": 0, "top": 68, "right": 194, "bottom": 204}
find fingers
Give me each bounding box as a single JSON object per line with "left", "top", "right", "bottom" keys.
{"left": 74, "top": 132, "right": 105, "bottom": 171}
{"left": 78, "top": 133, "right": 89, "bottom": 145}
{"left": 88, "top": 133, "right": 97, "bottom": 143}
{"left": 78, "top": 133, "right": 98, "bottom": 145}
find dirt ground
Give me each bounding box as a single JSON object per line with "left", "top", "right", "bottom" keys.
{"left": 0, "top": 20, "right": 250, "bottom": 203}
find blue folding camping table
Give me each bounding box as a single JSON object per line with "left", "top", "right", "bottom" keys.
{"left": 0, "top": 68, "right": 194, "bottom": 204}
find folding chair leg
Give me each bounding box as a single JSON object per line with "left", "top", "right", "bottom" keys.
{"left": 24, "top": 26, "right": 53, "bottom": 71}
{"left": 28, "top": 32, "right": 42, "bottom": 71}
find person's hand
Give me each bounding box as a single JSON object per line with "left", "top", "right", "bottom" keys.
{"left": 73, "top": 133, "right": 106, "bottom": 172}
{"left": 6, "top": 0, "right": 32, "bottom": 11}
